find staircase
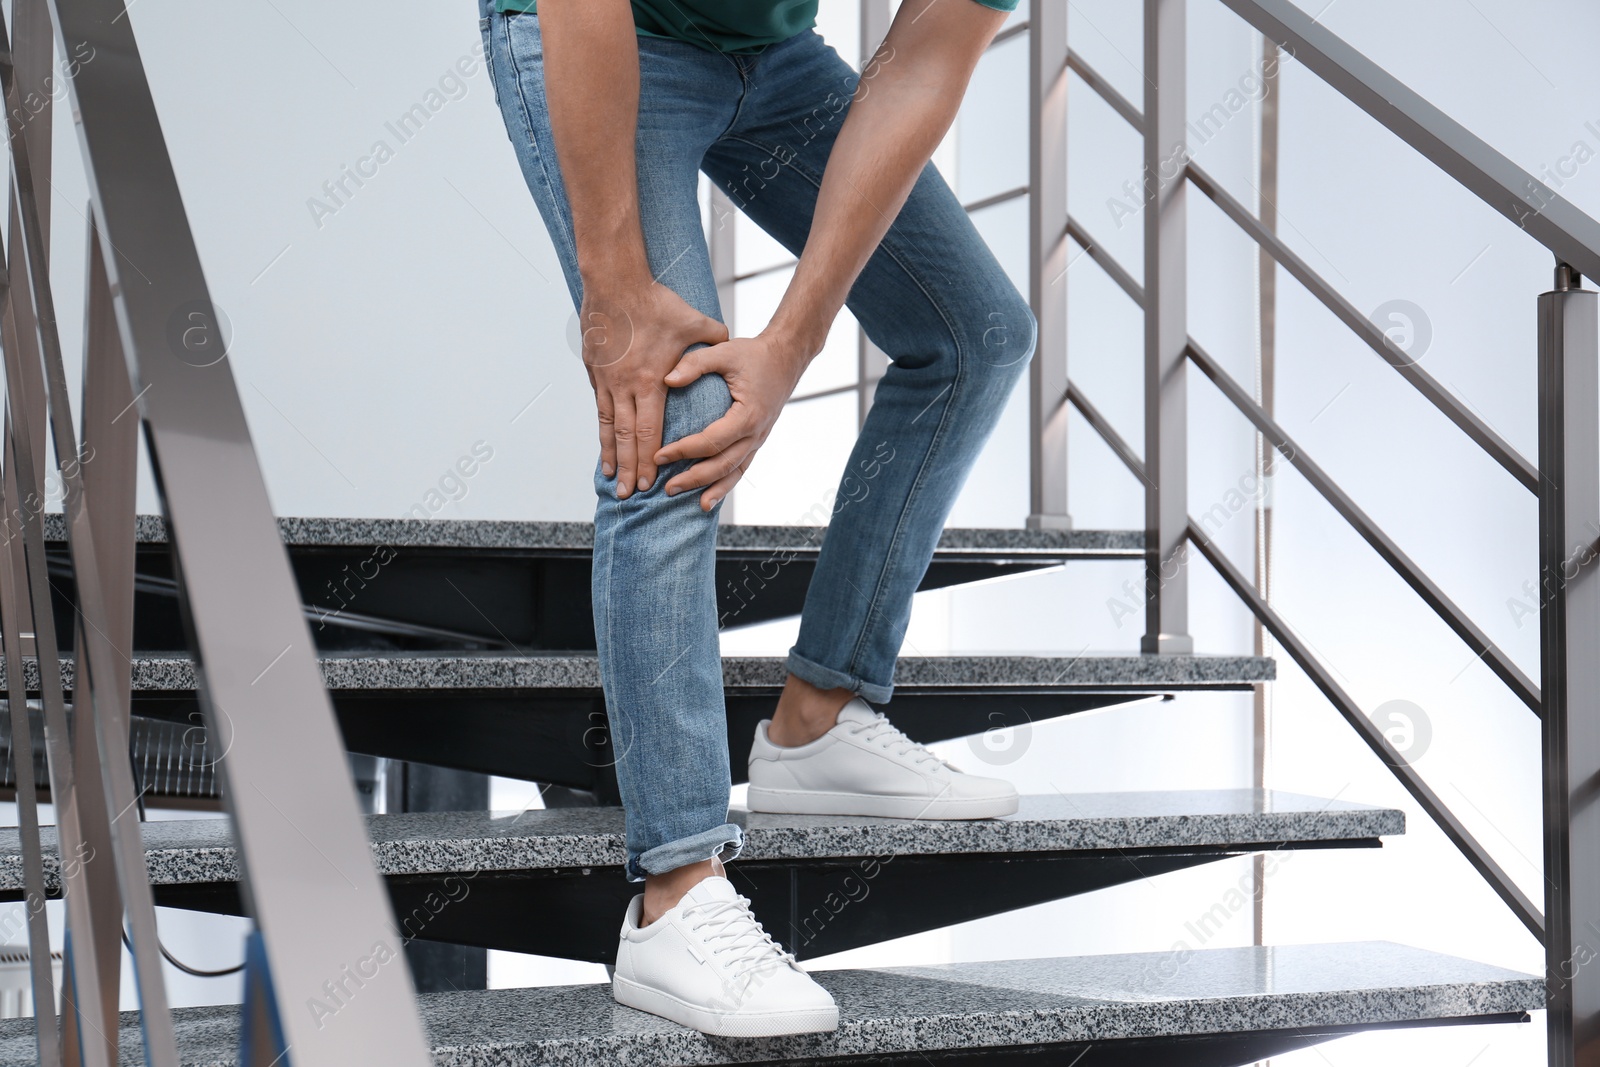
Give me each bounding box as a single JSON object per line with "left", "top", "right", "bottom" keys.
{"left": 0, "top": 0, "right": 1586, "bottom": 1062}
{"left": 0, "top": 517, "right": 1545, "bottom": 1063}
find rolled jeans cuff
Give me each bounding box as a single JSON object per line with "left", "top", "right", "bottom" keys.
{"left": 786, "top": 648, "right": 893, "bottom": 704}
{"left": 628, "top": 823, "right": 743, "bottom": 883}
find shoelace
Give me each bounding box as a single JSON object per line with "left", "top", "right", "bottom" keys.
{"left": 847, "top": 713, "right": 949, "bottom": 770}
{"left": 684, "top": 895, "right": 795, "bottom": 982}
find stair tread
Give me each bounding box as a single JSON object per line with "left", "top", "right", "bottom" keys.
{"left": 0, "top": 941, "right": 1538, "bottom": 1064}
{"left": 8, "top": 651, "right": 1275, "bottom": 691}
{"left": 43, "top": 513, "right": 1143, "bottom": 556}
{"left": 0, "top": 790, "right": 1399, "bottom": 889}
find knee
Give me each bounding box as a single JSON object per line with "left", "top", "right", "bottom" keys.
{"left": 661, "top": 367, "right": 733, "bottom": 450}
{"left": 972, "top": 291, "right": 1036, "bottom": 378}
{"left": 593, "top": 368, "right": 732, "bottom": 504}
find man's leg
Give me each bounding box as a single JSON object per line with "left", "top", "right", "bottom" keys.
{"left": 483, "top": 12, "right": 839, "bottom": 1038}
{"left": 483, "top": 11, "right": 742, "bottom": 892}
{"left": 702, "top": 32, "right": 1037, "bottom": 729}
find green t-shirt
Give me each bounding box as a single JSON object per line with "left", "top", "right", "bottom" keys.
{"left": 494, "top": 0, "right": 1020, "bottom": 55}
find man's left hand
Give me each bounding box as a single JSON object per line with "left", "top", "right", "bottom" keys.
{"left": 653, "top": 332, "right": 811, "bottom": 511}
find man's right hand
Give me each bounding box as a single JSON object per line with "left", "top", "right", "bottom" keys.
{"left": 579, "top": 282, "right": 728, "bottom": 498}
{"left": 541, "top": 1, "right": 727, "bottom": 498}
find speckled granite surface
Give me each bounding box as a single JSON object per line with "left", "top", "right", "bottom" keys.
{"left": 0, "top": 652, "right": 1275, "bottom": 692}
{"left": 0, "top": 942, "right": 1540, "bottom": 1065}
{"left": 42, "top": 513, "right": 1143, "bottom": 556}
{"left": 0, "top": 790, "right": 1399, "bottom": 891}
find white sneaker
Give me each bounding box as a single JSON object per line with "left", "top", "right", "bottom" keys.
{"left": 612, "top": 876, "right": 838, "bottom": 1037}
{"left": 747, "top": 699, "right": 1020, "bottom": 819}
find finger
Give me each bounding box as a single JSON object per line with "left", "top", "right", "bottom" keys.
{"left": 612, "top": 392, "right": 638, "bottom": 499}
{"left": 655, "top": 407, "right": 747, "bottom": 465}
{"left": 633, "top": 385, "right": 666, "bottom": 492}
{"left": 664, "top": 437, "right": 752, "bottom": 497}
{"left": 701, "top": 454, "right": 754, "bottom": 512}
{"left": 697, "top": 313, "right": 730, "bottom": 346}
{"left": 595, "top": 389, "right": 617, "bottom": 478}
{"left": 663, "top": 347, "right": 712, "bottom": 390}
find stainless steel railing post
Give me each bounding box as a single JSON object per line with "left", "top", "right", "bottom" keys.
{"left": 1141, "top": 0, "right": 1192, "bottom": 653}
{"left": 1027, "top": 0, "right": 1070, "bottom": 531}
{"left": 857, "top": 0, "right": 892, "bottom": 432}
{"left": 1537, "top": 262, "right": 1600, "bottom": 1067}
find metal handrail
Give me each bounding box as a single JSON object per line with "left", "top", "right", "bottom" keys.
{"left": 964, "top": 183, "right": 1029, "bottom": 214}
{"left": 1061, "top": 207, "right": 1543, "bottom": 714}
{"left": 1063, "top": 323, "right": 1551, "bottom": 913}
{"left": 1066, "top": 0, "right": 1600, "bottom": 286}
{"left": 1185, "top": 162, "right": 1541, "bottom": 492}
{"left": 1187, "top": 520, "right": 1545, "bottom": 938}
{"left": 1066, "top": 382, "right": 1147, "bottom": 486}
{"left": 1066, "top": 217, "right": 1143, "bottom": 305}
{"left": 0, "top": 0, "right": 440, "bottom": 1062}
{"left": 989, "top": 19, "right": 1030, "bottom": 50}
{"left": 1186, "top": 337, "right": 1542, "bottom": 715}
{"left": 730, "top": 187, "right": 1030, "bottom": 287}
{"left": 1061, "top": 32, "right": 1557, "bottom": 491}
{"left": 1046, "top": 8, "right": 1595, "bottom": 970}
{"left": 1066, "top": 48, "right": 1143, "bottom": 133}
{"left": 1219, "top": 0, "right": 1600, "bottom": 283}
{"left": 1043, "top": 6, "right": 1600, "bottom": 1058}
{"left": 0, "top": 19, "right": 177, "bottom": 1059}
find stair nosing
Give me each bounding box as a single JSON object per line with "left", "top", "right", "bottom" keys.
{"left": 0, "top": 790, "right": 1400, "bottom": 889}
{"left": 42, "top": 513, "right": 1145, "bottom": 555}
{"left": 3, "top": 651, "right": 1276, "bottom": 691}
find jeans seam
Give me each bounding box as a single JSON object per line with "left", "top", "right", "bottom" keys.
{"left": 715, "top": 57, "right": 752, "bottom": 144}
{"left": 847, "top": 338, "right": 964, "bottom": 683}
{"left": 721, "top": 137, "right": 969, "bottom": 685}
{"left": 479, "top": 19, "right": 500, "bottom": 111}
{"left": 502, "top": 14, "right": 582, "bottom": 279}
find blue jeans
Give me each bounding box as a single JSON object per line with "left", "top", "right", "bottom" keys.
{"left": 481, "top": 9, "right": 1036, "bottom": 881}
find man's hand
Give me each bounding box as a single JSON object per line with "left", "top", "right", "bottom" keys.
{"left": 655, "top": 0, "right": 1005, "bottom": 509}
{"left": 580, "top": 283, "right": 727, "bottom": 498}
{"left": 652, "top": 330, "right": 810, "bottom": 511}
{"left": 542, "top": 0, "right": 733, "bottom": 498}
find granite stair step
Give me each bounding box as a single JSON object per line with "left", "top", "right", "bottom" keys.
{"left": 41, "top": 515, "right": 1144, "bottom": 652}
{"left": 0, "top": 789, "right": 1397, "bottom": 962}
{"left": 0, "top": 942, "right": 1539, "bottom": 1066}
{"left": 6, "top": 651, "right": 1274, "bottom": 789}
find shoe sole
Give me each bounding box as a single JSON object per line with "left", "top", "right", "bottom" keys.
{"left": 745, "top": 785, "right": 1019, "bottom": 820}
{"left": 613, "top": 975, "right": 839, "bottom": 1037}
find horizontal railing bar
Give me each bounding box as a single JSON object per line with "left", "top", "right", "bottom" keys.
{"left": 791, "top": 380, "right": 870, "bottom": 404}
{"left": 964, "top": 184, "right": 1029, "bottom": 214}
{"left": 727, "top": 187, "right": 1032, "bottom": 288}
{"left": 1067, "top": 216, "right": 1145, "bottom": 306}
{"left": 1186, "top": 161, "right": 1541, "bottom": 493}
{"left": 732, "top": 260, "right": 794, "bottom": 285}
{"left": 1218, "top": 0, "right": 1600, "bottom": 284}
{"left": 1067, "top": 49, "right": 1145, "bottom": 133}
{"left": 1187, "top": 520, "right": 1546, "bottom": 941}
{"left": 1187, "top": 337, "right": 1542, "bottom": 715}
{"left": 989, "top": 19, "right": 1029, "bottom": 49}
{"left": 1066, "top": 381, "right": 1148, "bottom": 485}
{"left": 1070, "top": 202, "right": 1541, "bottom": 711}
